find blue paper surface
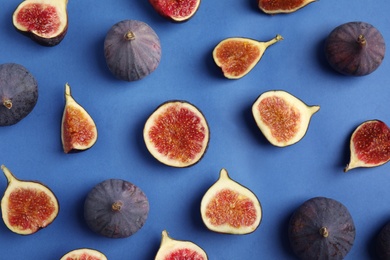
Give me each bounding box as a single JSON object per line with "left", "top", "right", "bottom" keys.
{"left": 0, "top": 0, "right": 390, "bottom": 259}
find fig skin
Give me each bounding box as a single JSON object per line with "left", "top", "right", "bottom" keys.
{"left": 0, "top": 63, "right": 38, "bottom": 126}
{"left": 149, "top": 0, "right": 201, "bottom": 22}
{"left": 325, "top": 21, "right": 386, "bottom": 76}
{"left": 376, "top": 222, "right": 390, "bottom": 259}
{"left": 12, "top": 0, "right": 69, "bottom": 47}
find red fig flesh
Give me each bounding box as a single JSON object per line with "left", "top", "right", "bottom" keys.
{"left": 149, "top": 0, "right": 201, "bottom": 22}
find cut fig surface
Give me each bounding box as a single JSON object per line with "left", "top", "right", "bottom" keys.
{"left": 155, "top": 230, "right": 208, "bottom": 260}
{"left": 0, "top": 63, "right": 38, "bottom": 126}
{"left": 143, "top": 100, "right": 210, "bottom": 168}
{"left": 213, "top": 35, "right": 283, "bottom": 79}
{"left": 61, "top": 83, "right": 97, "bottom": 153}
{"left": 200, "top": 168, "right": 262, "bottom": 234}
{"left": 325, "top": 21, "right": 386, "bottom": 76}
{"left": 13, "top": 0, "right": 68, "bottom": 46}
{"left": 149, "top": 0, "right": 201, "bottom": 22}
{"left": 252, "top": 90, "right": 320, "bottom": 147}
{"left": 258, "top": 0, "right": 316, "bottom": 14}
{"left": 60, "top": 248, "right": 107, "bottom": 260}
{"left": 1, "top": 165, "right": 59, "bottom": 235}
{"left": 345, "top": 120, "right": 390, "bottom": 172}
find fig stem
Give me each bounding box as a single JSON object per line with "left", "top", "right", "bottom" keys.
{"left": 1, "top": 165, "right": 16, "bottom": 184}
{"left": 124, "top": 31, "right": 135, "bottom": 41}
{"left": 319, "top": 227, "right": 329, "bottom": 238}
{"left": 357, "top": 34, "right": 367, "bottom": 47}
{"left": 2, "top": 99, "right": 12, "bottom": 109}
{"left": 112, "top": 201, "right": 123, "bottom": 212}
{"left": 262, "top": 34, "right": 284, "bottom": 48}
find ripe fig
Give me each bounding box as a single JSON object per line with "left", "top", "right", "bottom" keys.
{"left": 149, "top": 0, "right": 201, "bottom": 22}
{"left": 258, "top": 0, "right": 316, "bottom": 14}
{"left": 213, "top": 35, "right": 283, "bottom": 79}
{"left": 376, "top": 221, "right": 390, "bottom": 259}
{"left": 1, "top": 165, "right": 59, "bottom": 235}
{"left": 325, "top": 21, "right": 386, "bottom": 76}
{"left": 13, "top": 0, "right": 69, "bottom": 46}
{"left": 345, "top": 120, "right": 390, "bottom": 172}
{"left": 84, "top": 178, "right": 149, "bottom": 238}
{"left": 200, "top": 168, "right": 262, "bottom": 235}
{"left": 288, "top": 197, "right": 356, "bottom": 260}
{"left": 0, "top": 63, "right": 38, "bottom": 126}
{"left": 60, "top": 248, "right": 107, "bottom": 260}
{"left": 104, "top": 20, "right": 161, "bottom": 81}
{"left": 144, "top": 100, "right": 210, "bottom": 168}
{"left": 252, "top": 90, "right": 320, "bottom": 147}
{"left": 61, "top": 83, "right": 97, "bottom": 153}
{"left": 155, "top": 230, "right": 208, "bottom": 260}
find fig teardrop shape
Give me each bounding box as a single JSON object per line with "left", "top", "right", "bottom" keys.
{"left": 61, "top": 83, "right": 97, "bottom": 153}
{"left": 155, "top": 230, "right": 208, "bottom": 260}
{"left": 258, "top": 0, "right": 316, "bottom": 14}
{"left": 213, "top": 35, "right": 283, "bottom": 79}
{"left": 1, "top": 165, "right": 59, "bottom": 235}
{"left": 345, "top": 120, "right": 390, "bottom": 172}
{"left": 200, "top": 168, "right": 262, "bottom": 234}
{"left": 252, "top": 90, "right": 320, "bottom": 147}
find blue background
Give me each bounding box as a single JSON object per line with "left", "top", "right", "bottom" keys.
{"left": 1, "top": 0, "right": 390, "bottom": 259}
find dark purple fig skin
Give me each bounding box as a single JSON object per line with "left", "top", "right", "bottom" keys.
{"left": 376, "top": 221, "right": 390, "bottom": 259}
{"left": 288, "top": 197, "right": 356, "bottom": 260}
{"left": 84, "top": 179, "right": 149, "bottom": 238}
{"left": 0, "top": 63, "right": 38, "bottom": 126}
{"left": 104, "top": 20, "right": 161, "bottom": 81}
{"left": 325, "top": 21, "right": 385, "bottom": 76}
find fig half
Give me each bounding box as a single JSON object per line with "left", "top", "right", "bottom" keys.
{"left": 345, "top": 120, "right": 390, "bottom": 172}
{"left": 213, "top": 35, "right": 283, "bottom": 79}
{"left": 258, "top": 0, "right": 316, "bottom": 14}
{"left": 1, "top": 165, "right": 59, "bottom": 235}
{"left": 143, "top": 100, "right": 210, "bottom": 168}
{"left": 252, "top": 90, "right": 320, "bottom": 147}
{"left": 155, "top": 230, "right": 208, "bottom": 260}
{"left": 149, "top": 0, "right": 201, "bottom": 22}
{"left": 61, "top": 83, "right": 97, "bottom": 153}
{"left": 200, "top": 168, "right": 262, "bottom": 234}
{"left": 13, "top": 0, "right": 69, "bottom": 46}
{"left": 60, "top": 248, "right": 107, "bottom": 260}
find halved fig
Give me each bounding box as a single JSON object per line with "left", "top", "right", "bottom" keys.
{"left": 155, "top": 230, "right": 208, "bottom": 260}
{"left": 61, "top": 83, "right": 97, "bottom": 153}
{"left": 213, "top": 35, "right": 283, "bottom": 79}
{"left": 143, "top": 100, "right": 210, "bottom": 168}
{"left": 1, "top": 165, "right": 59, "bottom": 235}
{"left": 252, "top": 90, "right": 320, "bottom": 147}
{"left": 13, "top": 0, "right": 68, "bottom": 46}
{"left": 200, "top": 168, "right": 262, "bottom": 234}
{"left": 60, "top": 248, "right": 107, "bottom": 260}
{"left": 345, "top": 120, "right": 390, "bottom": 172}
{"left": 258, "top": 0, "right": 316, "bottom": 14}
{"left": 149, "top": 0, "right": 201, "bottom": 22}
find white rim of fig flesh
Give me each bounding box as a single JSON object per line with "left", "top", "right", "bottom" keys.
{"left": 1, "top": 165, "right": 59, "bottom": 235}
{"left": 60, "top": 248, "right": 107, "bottom": 260}
{"left": 161, "top": 0, "right": 201, "bottom": 22}
{"left": 13, "top": 0, "right": 68, "bottom": 38}
{"left": 345, "top": 120, "right": 390, "bottom": 172}
{"left": 200, "top": 168, "right": 262, "bottom": 234}
{"left": 258, "top": 0, "right": 316, "bottom": 14}
{"left": 252, "top": 90, "right": 320, "bottom": 147}
{"left": 143, "top": 101, "right": 209, "bottom": 168}
{"left": 155, "top": 230, "right": 208, "bottom": 260}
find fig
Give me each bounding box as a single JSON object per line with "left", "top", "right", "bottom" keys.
{"left": 143, "top": 100, "right": 210, "bottom": 168}
{"left": 325, "top": 21, "right": 386, "bottom": 76}
{"left": 200, "top": 168, "right": 262, "bottom": 235}
{"left": 155, "top": 230, "right": 208, "bottom": 260}
{"left": 104, "top": 20, "right": 161, "bottom": 81}
{"left": 288, "top": 197, "right": 356, "bottom": 260}
{"left": 84, "top": 178, "right": 149, "bottom": 238}
{"left": 13, "top": 0, "right": 68, "bottom": 46}
{"left": 376, "top": 221, "right": 390, "bottom": 259}
{"left": 61, "top": 83, "right": 97, "bottom": 154}
{"left": 1, "top": 165, "right": 59, "bottom": 235}
{"left": 258, "top": 0, "right": 316, "bottom": 14}
{"left": 344, "top": 120, "right": 390, "bottom": 172}
{"left": 149, "top": 0, "right": 201, "bottom": 22}
{"left": 252, "top": 90, "right": 320, "bottom": 147}
{"left": 213, "top": 34, "right": 283, "bottom": 79}
{"left": 60, "top": 248, "right": 107, "bottom": 260}
{"left": 0, "top": 63, "right": 38, "bottom": 126}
